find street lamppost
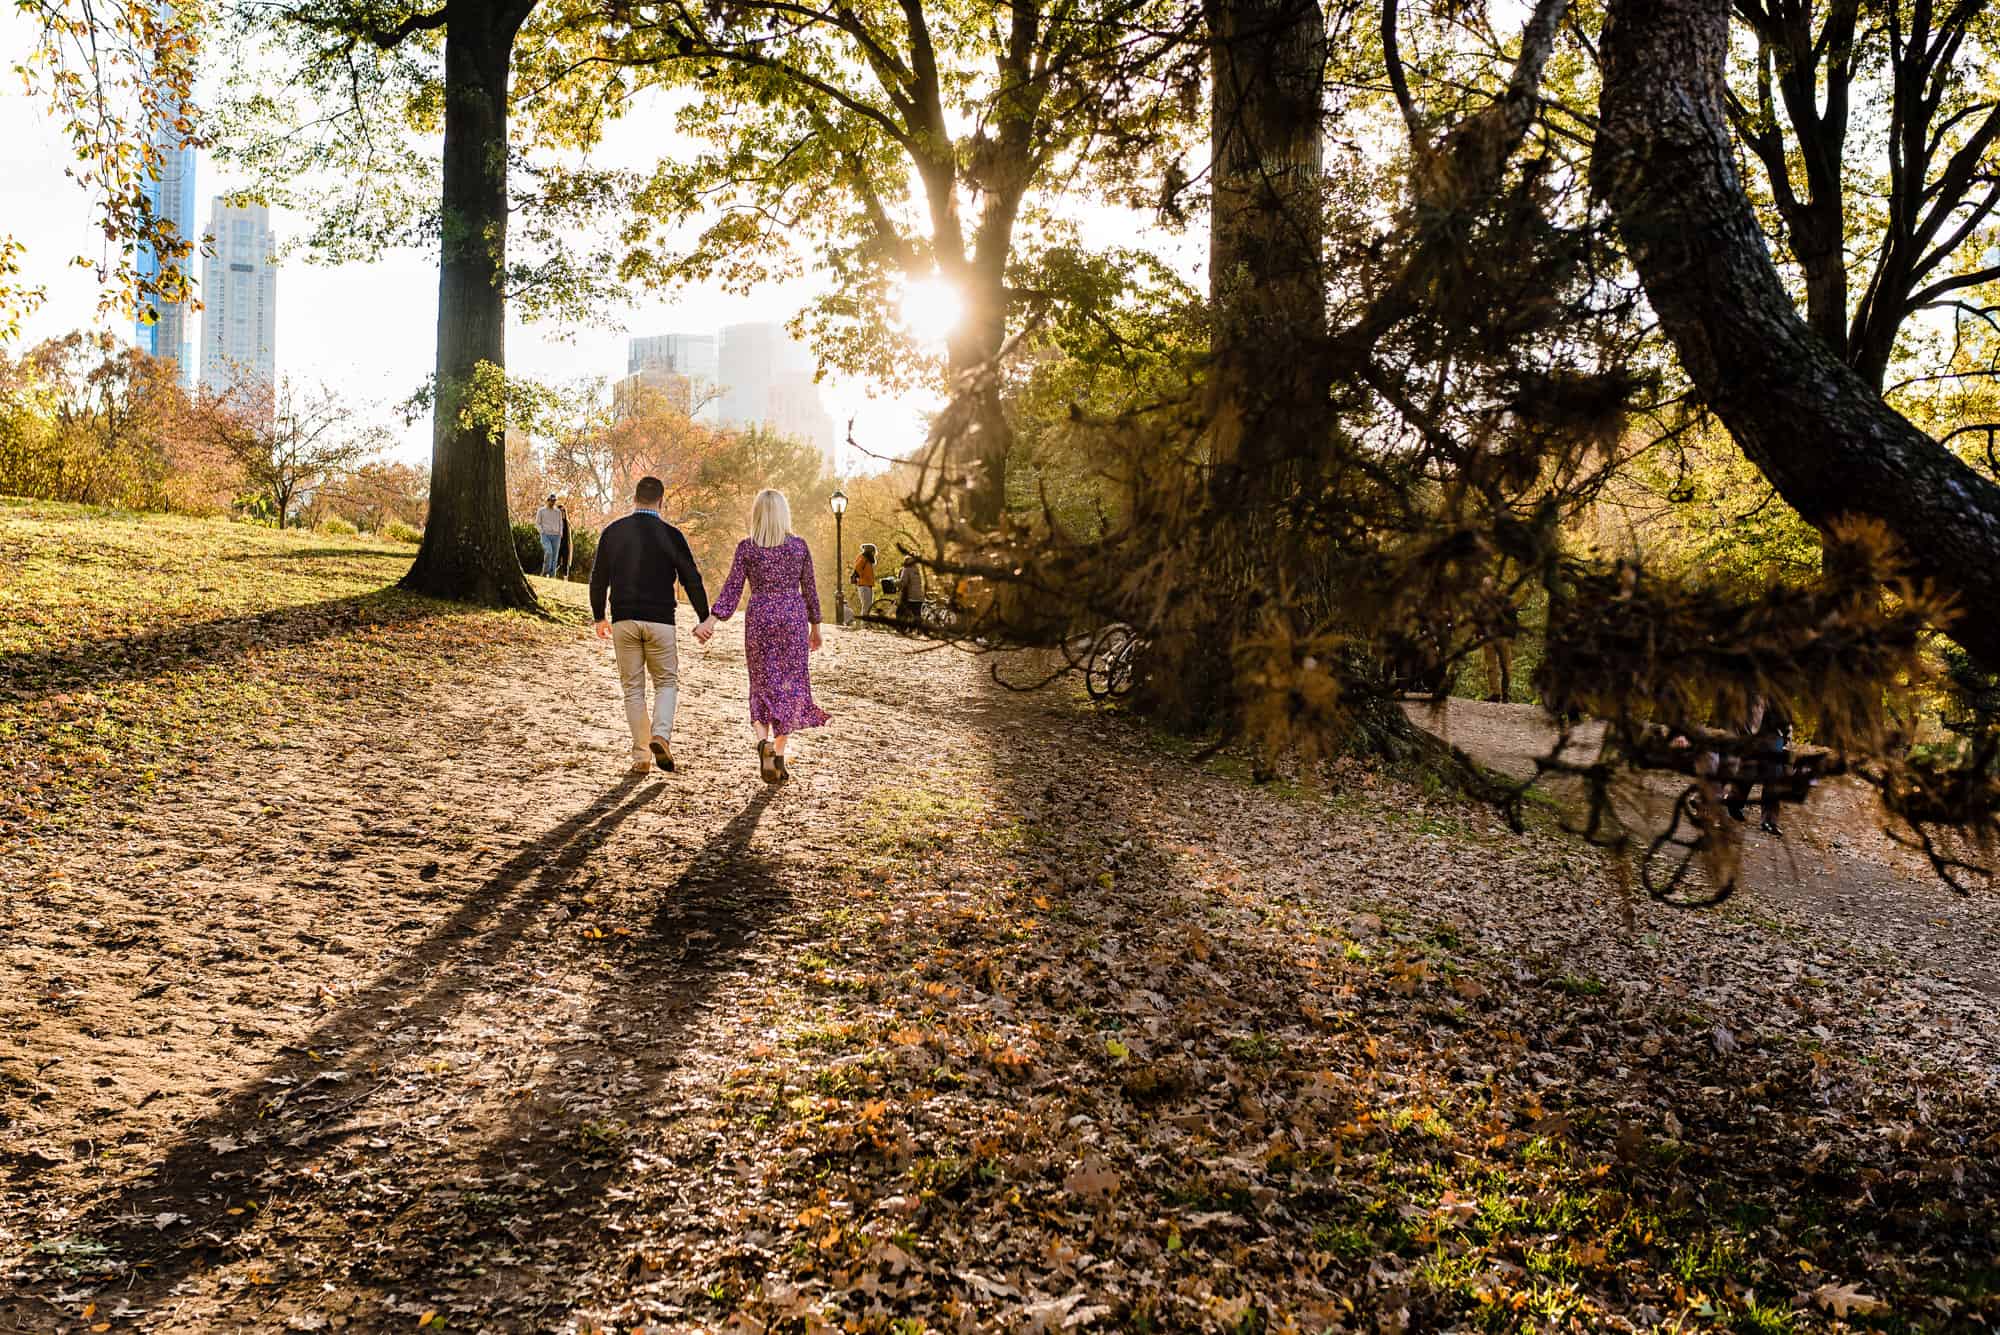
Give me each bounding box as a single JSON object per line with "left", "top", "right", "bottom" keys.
{"left": 830, "top": 487, "right": 848, "bottom": 625}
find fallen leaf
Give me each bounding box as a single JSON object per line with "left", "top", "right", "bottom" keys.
{"left": 1814, "top": 1281, "right": 1886, "bottom": 1318}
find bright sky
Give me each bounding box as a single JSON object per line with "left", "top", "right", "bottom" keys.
{"left": 0, "top": 11, "right": 936, "bottom": 474}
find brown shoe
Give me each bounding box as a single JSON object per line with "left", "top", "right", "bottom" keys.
{"left": 649, "top": 736, "right": 675, "bottom": 773}
{"left": 758, "top": 739, "right": 781, "bottom": 784}
{"left": 773, "top": 752, "right": 791, "bottom": 783}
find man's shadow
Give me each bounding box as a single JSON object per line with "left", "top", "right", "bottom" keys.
{"left": 37, "top": 770, "right": 668, "bottom": 1302}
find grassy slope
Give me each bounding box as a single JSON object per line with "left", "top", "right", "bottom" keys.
{"left": 0, "top": 497, "right": 583, "bottom": 832}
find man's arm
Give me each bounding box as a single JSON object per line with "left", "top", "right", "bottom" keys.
{"left": 668, "top": 526, "right": 710, "bottom": 622}
{"left": 590, "top": 522, "right": 614, "bottom": 622}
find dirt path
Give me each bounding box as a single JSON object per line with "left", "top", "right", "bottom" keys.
{"left": 4, "top": 621, "right": 1998, "bottom": 1331}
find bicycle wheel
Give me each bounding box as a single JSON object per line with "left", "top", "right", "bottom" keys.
{"left": 1086, "top": 625, "right": 1135, "bottom": 699}
{"left": 1104, "top": 640, "right": 1136, "bottom": 697}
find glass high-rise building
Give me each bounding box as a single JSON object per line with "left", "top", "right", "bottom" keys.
{"left": 717, "top": 322, "right": 834, "bottom": 472}
{"left": 132, "top": 103, "right": 199, "bottom": 387}
{"left": 629, "top": 333, "right": 716, "bottom": 379}
{"left": 199, "top": 199, "right": 278, "bottom": 399}
{"left": 629, "top": 333, "right": 719, "bottom": 419}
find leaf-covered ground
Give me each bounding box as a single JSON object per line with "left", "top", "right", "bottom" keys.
{"left": 3, "top": 503, "right": 1997, "bottom": 1333}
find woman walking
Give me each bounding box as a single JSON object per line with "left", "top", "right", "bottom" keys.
{"left": 694, "top": 489, "right": 829, "bottom": 782}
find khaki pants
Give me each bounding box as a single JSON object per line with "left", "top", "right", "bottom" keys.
{"left": 612, "top": 620, "right": 679, "bottom": 761}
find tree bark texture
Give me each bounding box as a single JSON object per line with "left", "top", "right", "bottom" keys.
{"left": 401, "top": 0, "right": 538, "bottom": 608}
{"left": 1205, "top": 0, "right": 1328, "bottom": 484}
{"left": 1596, "top": 0, "right": 2000, "bottom": 672}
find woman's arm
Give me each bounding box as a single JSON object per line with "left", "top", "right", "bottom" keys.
{"left": 708, "top": 540, "right": 750, "bottom": 621}
{"left": 799, "top": 540, "right": 822, "bottom": 624}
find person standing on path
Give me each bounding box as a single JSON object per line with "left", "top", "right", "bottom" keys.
{"left": 693, "top": 489, "right": 829, "bottom": 784}
{"left": 895, "top": 549, "right": 925, "bottom": 626}
{"left": 535, "top": 493, "right": 565, "bottom": 576}
{"left": 591, "top": 476, "right": 710, "bottom": 774}
{"left": 851, "top": 543, "right": 877, "bottom": 624}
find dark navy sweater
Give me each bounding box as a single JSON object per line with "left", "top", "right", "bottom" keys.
{"left": 589, "top": 511, "right": 711, "bottom": 624}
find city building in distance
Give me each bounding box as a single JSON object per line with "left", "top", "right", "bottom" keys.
{"left": 716, "top": 321, "right": 838, "bottom": 473}
{"left": 198, "top": 198, "right": 278, "bottom": 400}
{"left": 132, "top": 104, "right": 198, "bottom": 388}
{"left": 621, "top": 324, "right": 838, "bottom": 473}
{"left": 628, "top": 334, "right": 718, "bottom": 420}
{"left": 612, "top": 366, "right": 694, "bottom": 419}
{"left": 766, "top": 370, "right": 837, "bottom": 474}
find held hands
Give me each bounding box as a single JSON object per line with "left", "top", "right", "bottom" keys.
{"left": 594, "top": 619, "right": 612, "bottom": 641}
{"left": 692, "top": 616, "right": 718, "bottom": 645}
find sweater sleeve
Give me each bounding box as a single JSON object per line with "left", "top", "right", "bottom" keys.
{"left": 589, "top": 521, "right": 614, "bottom": 621}
{"left": 709, "top": 539, "right": 750, "bottom": 621}
{"left": 670, "top": 526, "right": 711, "bottom": 622}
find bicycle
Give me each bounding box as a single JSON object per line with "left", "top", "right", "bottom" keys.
{"left": 1084, "top": 623, "right": 1139, "bottom": 700}
{"left": 920, "top": 598, "right": 960, "bottom": 633}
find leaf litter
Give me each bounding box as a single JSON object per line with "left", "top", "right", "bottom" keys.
{"left": 1, "top": 508, "right": 1997, "bottom": 1331}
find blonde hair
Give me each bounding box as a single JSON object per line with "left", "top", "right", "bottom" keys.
{"left": 750, "top": 488, "right": 792, "bottom": 548}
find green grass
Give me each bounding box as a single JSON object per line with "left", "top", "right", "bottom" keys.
{"left": 0, "top": 497, "right": 582, "bottom": 830}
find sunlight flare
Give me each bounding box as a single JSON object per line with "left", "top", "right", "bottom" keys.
{"left": 898, "top": 275, "right": 964, "bottom": 346}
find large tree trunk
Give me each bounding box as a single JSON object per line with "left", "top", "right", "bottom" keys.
{"left": 401, "top": 0, "right": 537, "bottom": 608}
{"left": 943, "top": 268, "right": 1012, "bottom": 532}
{"left": 1595, "top": 0, "right": 2000, "bottom": 673}
{"left": 1205, "top": 0, "right": 1327, "bottom": 483}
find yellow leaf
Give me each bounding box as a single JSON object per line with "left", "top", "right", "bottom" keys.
{"left": 1105, "top": 1038, "right": 1130, "bottom": 1060}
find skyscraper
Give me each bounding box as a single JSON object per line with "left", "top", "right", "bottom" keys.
{"left": 629, "top": 333, "right": 717, "bottom": 380}
{"left": 629, "top": 333, "right": 718, "bottom": 419}
{"left": 612, "top": 367, "right": 695, "bottom": 419}
{"left": 717, "top": 322, "right": 781, "bottom": 430}
{"left": 714, "top": 322, "right": 835, "bottom": 472}
{"left": 768, "top": 371, "right": 838, "bottom": 473}
{"left": 132, "top": 105, "right": 198, "bottom": 387}
{"left": 198, "top": 199, "right": 278, "bottom": 399}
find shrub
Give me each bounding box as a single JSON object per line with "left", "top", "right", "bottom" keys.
{"left": 567, "top": 527, "right": 597, "bottom": 582}
{"left": 319, "top": 516, "right": 358, "bottom": 536}
{"left": 383, "top": 519, "right": 422, "bottom": 545}
{"left": 512, "top": 521, "right": 545, "bottom": 573}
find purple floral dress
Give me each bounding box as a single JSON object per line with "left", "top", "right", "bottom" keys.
{"left": 709, "top": 535, "right": 830, "bottom": 733}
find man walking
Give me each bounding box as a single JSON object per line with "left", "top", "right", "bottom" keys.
{"left": 534, "top": 493, "right": 565, "bottom": 577}
{"left": 591, "top": 477, "right": 710, "bottom": 773}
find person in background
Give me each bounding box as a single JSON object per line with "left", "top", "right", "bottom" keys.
{"left": 590, "top": 476, "right": 710, "bottom": 774}
{"left": 693, "top": 489, "right": 829, "bottom": 783}
{"left": 896, "top": 549, "right": 925, "bottom": 625}
{"left": 557, "top": 500, "right": 573, "bottom": 579}
{"left": 851, "top": 543, "right": 878, "bottom": 623}
{"left": 1725, "top": 695, "right": 1792, "bottom": 836}
{"left": 534, "top": 493, "right": 564, "bottom": 577}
